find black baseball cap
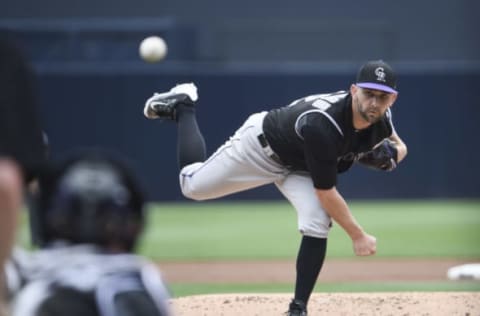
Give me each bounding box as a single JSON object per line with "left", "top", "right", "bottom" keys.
{"left": 356, "top": 60, "right": 398, "bottom": 94}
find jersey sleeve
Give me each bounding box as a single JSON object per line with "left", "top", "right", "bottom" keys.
{"left": 300, "top": 113, "right": 342, "bottom": 190}
{"left": 384, "top": 108, "right": 395, "bottom": 136}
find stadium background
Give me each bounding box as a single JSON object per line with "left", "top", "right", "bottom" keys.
{"left": 1, "top": 0, "right": 479, "bottom": 201}
{"left": 4, "top": 2, "right": 480, "bottom": 313}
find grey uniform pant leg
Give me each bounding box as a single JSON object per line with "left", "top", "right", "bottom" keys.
{"left": 275, "top": 173, "right": 332, "bottom": 238}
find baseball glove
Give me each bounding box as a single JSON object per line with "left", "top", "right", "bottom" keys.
{"left": 357, "top": 139, "right": 398, "bottom": 171}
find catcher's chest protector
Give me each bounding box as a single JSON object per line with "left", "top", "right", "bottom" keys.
{"left": 34, "top": 284, "right": 167, "bottom": 316}
{"left": 7, "top": 248, "right": 171, "bottom": 316}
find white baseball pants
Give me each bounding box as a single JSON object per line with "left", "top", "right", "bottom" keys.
{"left": 179, "top": 111, "right": 332, "bottom": 238}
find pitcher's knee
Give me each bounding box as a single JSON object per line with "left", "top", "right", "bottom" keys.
{"left": 179, "top": 163, "right": 210, "bottom": 200}
{"left": 299, "top": 229, "right": 329, "bottom": 239}
{"left": 180, "top": 184, "right": 210, "bottom": 201}
{"left": 298, "top": 221, "right": 331, "bottom": 239}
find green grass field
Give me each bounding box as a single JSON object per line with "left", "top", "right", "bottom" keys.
{"left": 18, "top": 199, "right": 480, "bottom": 296}
{"left": 134, "top": 199, "right": 480, "bottom": 296}
{"left": 168, "top": 281, "right": 480, "bottom": 297}
{"left": 138, "top": 200, "right": 480, "bottom": 260}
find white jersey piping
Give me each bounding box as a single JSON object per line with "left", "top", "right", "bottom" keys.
{"left": 294, "top": 109, "right": 344, "bottom": 139}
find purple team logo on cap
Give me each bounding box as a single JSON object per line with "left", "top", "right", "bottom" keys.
{"left": 374, "top": 67, "right": 386, "bottom": 82}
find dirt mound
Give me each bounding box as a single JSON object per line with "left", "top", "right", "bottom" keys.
{"left": 171, "top": 292, "right": 480, "bottom": 316}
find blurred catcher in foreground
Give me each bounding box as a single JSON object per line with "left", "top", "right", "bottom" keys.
{"left": 3, "top": 151, "right": 172, "bottom": 316}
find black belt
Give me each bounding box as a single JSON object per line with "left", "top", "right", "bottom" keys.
{"left": 257, "top": 133, "right": 283, "bottom": 165}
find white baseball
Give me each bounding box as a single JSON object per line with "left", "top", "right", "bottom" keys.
{"left": 139, "top": 36, "right": 167, "bottom": 63}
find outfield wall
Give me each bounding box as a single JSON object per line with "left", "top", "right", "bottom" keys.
{"left": 1, "top": 16, "right": 478, "bottom": 200}
{"left": 2, "top": 0, "right": 479, "bottom": 64}
{"left": 35, "top": 65, "right": 480, "bottom": 200}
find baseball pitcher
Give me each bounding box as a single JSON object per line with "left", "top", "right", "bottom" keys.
{"left": 142, "top": 60, "right": 407, "bottom": 316}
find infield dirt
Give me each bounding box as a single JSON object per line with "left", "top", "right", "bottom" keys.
{"left": 171, "top": 292, "right": 479, "bottom": 316}
{"left": 160, "top": 258, "right": 480, "bottom": 315}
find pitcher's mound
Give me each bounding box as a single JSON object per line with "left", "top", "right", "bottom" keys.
{"left": 171, "top": 292, "right": 479, "bottom": 316}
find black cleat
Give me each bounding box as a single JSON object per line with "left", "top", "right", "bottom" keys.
{"left": 143, "top": 83, "right": 198, "bottom": 121}
{"left": 286, "top": 299, "right": 308, "bottom": 316}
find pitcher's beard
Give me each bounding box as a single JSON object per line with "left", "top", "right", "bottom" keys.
{"left": 360, "top": 109, "right": 382, "bottom": 124}
{"left": 355, "top": 97, "right": 382, "bottom": 124}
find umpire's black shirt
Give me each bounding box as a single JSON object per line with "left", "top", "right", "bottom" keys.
{"left": 0, "top": 32, "right": 46, "bottom": 182}
{"left": 263, "top": 91, "right": 394, "bottom": 189}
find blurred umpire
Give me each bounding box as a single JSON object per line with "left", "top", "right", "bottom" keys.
{"left": 0, "top": 30, "right": 46, "bottom": 314}
{"left": 4, "top": 151, "right": 172, "bottom": 316}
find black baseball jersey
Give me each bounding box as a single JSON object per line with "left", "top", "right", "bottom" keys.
{"left": 263, "top": 91, "right": 394, "bottom": 189}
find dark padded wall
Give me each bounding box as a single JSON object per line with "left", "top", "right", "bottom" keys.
{"left": 36, "top": 68, "right": 480, "bottom": 200}
{"left": 1, "top": 0, "right": 478, "bottom": 200}
{"left": 2, "top": 0, "right": 479, "bottom": 63}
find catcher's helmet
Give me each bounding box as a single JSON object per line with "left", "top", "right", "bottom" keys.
{"left": 31, "top": 151, "right": 145, "bottom": 251}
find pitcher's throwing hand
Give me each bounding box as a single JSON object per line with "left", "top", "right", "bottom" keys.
{"left": 353, "top": 233, "right": 377, "bottom": 256}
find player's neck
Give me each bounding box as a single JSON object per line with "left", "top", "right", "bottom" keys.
{"left": 353, "top": 117, "right": 371, "bottom": 130}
